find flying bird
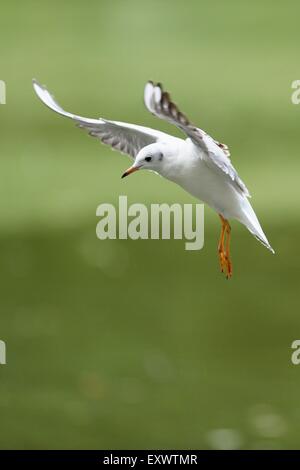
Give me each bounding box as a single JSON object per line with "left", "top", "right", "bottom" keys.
{"left": 33, "top": 79, "right": 274, "bottom": 278}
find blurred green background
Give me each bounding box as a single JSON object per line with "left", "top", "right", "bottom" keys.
{"left": 0, "top": 0, "right": 300, "bottom": 449}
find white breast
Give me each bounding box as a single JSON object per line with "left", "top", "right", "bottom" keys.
{"left": 164, "top": 141, "right": 245, "bottom": 220}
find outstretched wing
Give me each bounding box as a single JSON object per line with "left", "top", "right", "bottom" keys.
{"left": 33, "top": 79, "right": 173, "bottom": 159}
{"left": 144, "top": 81, "right": 250, "bottom": 196}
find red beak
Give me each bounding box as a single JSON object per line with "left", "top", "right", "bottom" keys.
{"left": 121, "top": 166, "right": 140, "bottom": 178}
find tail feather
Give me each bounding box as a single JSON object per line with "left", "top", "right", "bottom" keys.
{"left": 251, "top": 231, "right": 275, "bottom": 254}
{"left": 238, "top": 199, "right": 275, "bottom": 254}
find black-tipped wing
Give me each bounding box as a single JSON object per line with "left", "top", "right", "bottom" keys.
{"left": 144, "top": 81, "right": 249, "bottom": 196}
{"left": 33, "top": 79, "right": 173, "bottom": 159}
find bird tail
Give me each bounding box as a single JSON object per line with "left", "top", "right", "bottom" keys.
{"left": 238, "top": 199, "right": 275, "bottom": 254}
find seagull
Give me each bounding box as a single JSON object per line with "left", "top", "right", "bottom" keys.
{"left": 33, "top": 79, "right": 274, "bottom": 278}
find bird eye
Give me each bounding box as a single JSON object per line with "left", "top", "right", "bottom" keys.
{"left": 145, "top": 156, "right": 152, "bottom": 162}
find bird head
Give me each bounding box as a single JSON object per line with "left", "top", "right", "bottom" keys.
{"left": 121, "top": 143, "right": 165, "bottom": 178}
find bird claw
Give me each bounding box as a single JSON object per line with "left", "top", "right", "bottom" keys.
{"left": 219, "top": 251, "right": 232, "bottom": 279}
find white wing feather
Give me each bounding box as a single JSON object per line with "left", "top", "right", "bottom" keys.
{"left": 33, "top": 79, "right": 174, "bottom": 159}
{"left": 144, "top": 81, "right": 250, "bottom": 197}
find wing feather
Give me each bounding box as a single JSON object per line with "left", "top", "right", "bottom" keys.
{"left": 144, "top": 81, "right": 250, "bottom": 196}
{"left": 33, "top": 79, "right": 172, "bottom": 159}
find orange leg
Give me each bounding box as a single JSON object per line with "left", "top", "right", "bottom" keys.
{"left": 218, "top": 215, "right": 226, "bottom": 272}
{"left": 225, "top": 221, "right": 232, "bottom": 278}
{"left": 218, "top": 215, "right": 232, "bottom": 278}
